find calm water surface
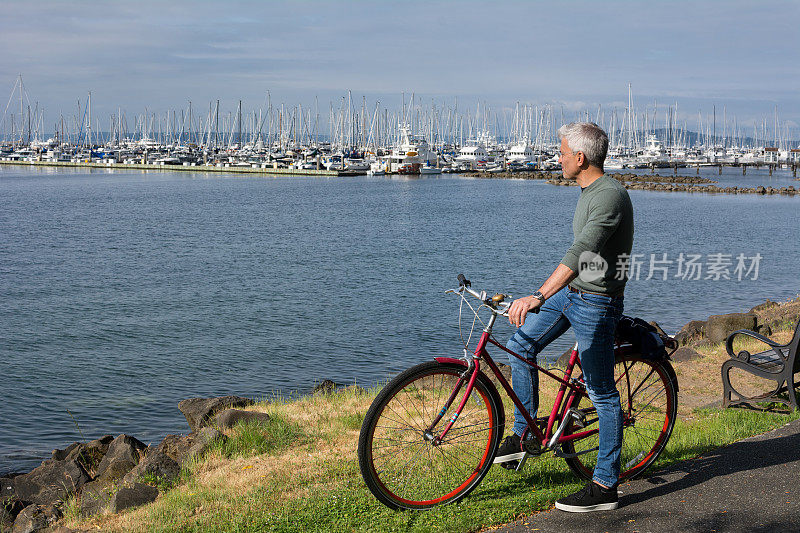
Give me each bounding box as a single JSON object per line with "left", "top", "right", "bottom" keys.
{"left": 1, "top": 166, "right": 798, "bottom": 473}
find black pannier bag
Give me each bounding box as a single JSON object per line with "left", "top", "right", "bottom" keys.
{"left": 615, "top": 315, "right": 676, "bottom": 360}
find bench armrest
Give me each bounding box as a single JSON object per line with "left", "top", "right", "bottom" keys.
{"left": 725, "top": 329, "right": 788, "bottom": 360}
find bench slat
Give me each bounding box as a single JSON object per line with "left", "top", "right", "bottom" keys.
{"left": 747, "top": 348, "right": 787, "bottom": 372}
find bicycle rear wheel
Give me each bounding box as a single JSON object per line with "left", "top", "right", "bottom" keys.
{"left": 561, "top": 356, "right": 677, "bottom": 482}
{"left": 358, "top": 361, "right": 503, "bottom": 510}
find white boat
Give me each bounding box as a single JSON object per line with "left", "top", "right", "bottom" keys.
{"left": 367, "top": 160, "right": 387, "bottom": 176}
{"left": 506, "top": 142, "right": 534, "bottom": 164}
{"left": 454, "top": 143, "right": 488, "bottom": 170}
{"left": 387, "top": 124, "right": 438, "bottom": 174}
{"left": 636, "top": 135, "right": 670, "bottom": 166}
{"left": 344, "top": 158, "right": 370, "bottom": 171}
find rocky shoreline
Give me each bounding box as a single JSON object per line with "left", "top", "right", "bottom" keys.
{"left": 0, "top": 396, "right": 272, "bottom": 532}
{"left": 463, "top": 170, "right": 800, "bottom": 196}
{"left": 667, "top": 297, "right": 800, "bottom": 363}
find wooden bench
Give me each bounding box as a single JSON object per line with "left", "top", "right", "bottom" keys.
{"left": 722, "top": 319, "right": 800, "bottom": 411}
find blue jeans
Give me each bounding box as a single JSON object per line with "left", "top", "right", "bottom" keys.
{"left": 505, "top": 286, "right": 624, "bottom": 487}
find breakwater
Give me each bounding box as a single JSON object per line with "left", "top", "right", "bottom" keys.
{"left": 463, "top": 170, "right": 800, "bottom": 196}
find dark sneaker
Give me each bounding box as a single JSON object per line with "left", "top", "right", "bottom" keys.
{"left": 493, "top": 433, "right": 525, "bottom": 464}
{"left": 555, "top": 482, "right": 618, "bottom": 512}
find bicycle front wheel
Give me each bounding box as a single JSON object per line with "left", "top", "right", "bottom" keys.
{"left": 561, "top": 356, "right": 677, "bottom": 482}
{"left": 358, "top": 361, "right": 503, "bottom": 510}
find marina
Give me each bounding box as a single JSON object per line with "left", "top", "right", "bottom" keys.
{"left": 2, "top": 78, "right": 799, "bottom": 177}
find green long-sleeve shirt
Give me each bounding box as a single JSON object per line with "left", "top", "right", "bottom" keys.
{"left": 560, "top": 175, "right": 634, "bottom": 296}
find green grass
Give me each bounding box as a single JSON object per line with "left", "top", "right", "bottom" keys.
{"left": 655, "top": 407, "right": 800, "bottom": 467}
{"left": 138, "top": 471, "right": 183, "bottom": 494}
{"left": 91, "top": 388, "right": 800, "bottom": 533}
{"left": 213, "top": 416, "right": 304, "bottom": 459}
{"left": 219, "top": 408, "right": 800, "bottom": 533}
{"left": 60, "top": 492, "right": 82, "bottom": 522}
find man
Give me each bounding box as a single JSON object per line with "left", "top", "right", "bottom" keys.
{"left": 494, "top": 122, "right": 633, "bottom": 512}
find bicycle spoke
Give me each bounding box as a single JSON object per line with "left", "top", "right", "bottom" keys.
{"left": 561, "top": 357, "right": 676, "bottom": 483}
{"left": 438, "top": 424, "right": 494, "bottom": 445}
{"left": 360, "top": 364, "right": 499, "bottom": 508}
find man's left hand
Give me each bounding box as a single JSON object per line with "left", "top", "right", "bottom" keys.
{"left": 508, "top": 295, "right": 543, "bottom": 328}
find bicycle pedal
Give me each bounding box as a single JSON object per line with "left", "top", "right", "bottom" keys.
{"left": 568, "top": 408, "right": 588, "bottom": 429}
{"left": 571, "top": 417, "right": 586, "bottom": 430}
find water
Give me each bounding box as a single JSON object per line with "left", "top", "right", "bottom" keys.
{"left": 1, "top": 165, "right": 799, "bottom": 474}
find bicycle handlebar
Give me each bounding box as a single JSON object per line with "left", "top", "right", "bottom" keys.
{"left": 455, "top": 273, "right": 538, "bottom": 317}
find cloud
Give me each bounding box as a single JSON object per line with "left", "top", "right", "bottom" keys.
{"left": 1, "top": 0, "right": 799, "bottom": 132}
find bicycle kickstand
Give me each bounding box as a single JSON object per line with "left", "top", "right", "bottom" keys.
{"left": 515, "top": 453, "right": 529, "bottom": 472}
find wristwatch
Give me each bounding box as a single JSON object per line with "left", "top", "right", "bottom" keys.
{"left": 532, "top": 290, "right": 546, "bottom": 303}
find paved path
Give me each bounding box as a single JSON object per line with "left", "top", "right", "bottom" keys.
{"left": 495, "top": 419, "right": 800, "bottom": 533}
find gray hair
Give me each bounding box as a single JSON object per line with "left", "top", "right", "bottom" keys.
{"left": 557, "top": 122, "right": 609, "bottom": 169}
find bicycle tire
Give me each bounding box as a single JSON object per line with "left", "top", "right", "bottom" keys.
{"left": 561, "top": 356, "right": 677, "bottom": 482}
{"left": 358, "top": 361, "right": 503, "bottom": 510}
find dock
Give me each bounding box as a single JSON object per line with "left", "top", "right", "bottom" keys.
{"left": 0, "top": 159, "right": 346, "bottom": 177}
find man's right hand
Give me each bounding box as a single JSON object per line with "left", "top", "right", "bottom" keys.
{"left": 508, "top": 295, "right": 544, "bottom": 328}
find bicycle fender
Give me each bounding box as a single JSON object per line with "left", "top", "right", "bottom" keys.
{"left": 434, "top": 357, "right": 506, "bottom": 427}
{"left": 434, "top": 357, "right": 471, "bottom": 366}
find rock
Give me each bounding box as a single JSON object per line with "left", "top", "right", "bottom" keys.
{"left": 155, "top": 429, "right": 224, "bottom": 465}
{"left": 2, "top": 475, "right": 18, "bottom": 502}
{"left": 185, "top": 428, "right": 224, "bottom": 462}
{"left": 756, "top": 322, "right": 773, "bottom": 336}
{"left": 705, "top": 313, "right": 757, "bottom": 344}
{"left": 122, "top": 451, "right": 180, "bottom": 485}
{"left": 155, "top": 435, "right": 191, "bottom": 464}
{"left": 1, "top": 476, "right": 26, "bottom": 529}
{"left": 52, "top": 436, "right": 114, "bottom": 477}
{"left": 12, "top": 459, "right": 89, "bottom": 506}
{"left": 178, "top": 396, "right": 254, "bottom": 432}
{"left": 750, "top": 300, "right": 778, "bottom": 313}
{"left": 671, "top": 347, "right": 702, "bottom": 363}
{"left": 110, "top": 483, "right": 158, "bottom": 513}
{"left": 76, "top": 435, "right": 115, "bottom": 476}
{"left": 2, "top": 503, "right": 22, "bottom": 531}
{"left": 93, "top": 435, "right": 147, "bottom": 485}
{"left": 50, "top": 443, "right": 81, "bottom": 462}
{"left": 213, "top": 409, "right": 271, "bottom": 430}
{"left": 10, "top": 504, "right": 61, "bottom": 533}
{"left": 78, "top": 480, "right": 111, "bottom": 517}
{"left": 674, "top": 320, "right": 706, "bottom": 346}
{"left": 311, "top": 380, "right": 341, "bottom": 394}
{"left": 648, "top": 321, "right": 668, "bottom": 336}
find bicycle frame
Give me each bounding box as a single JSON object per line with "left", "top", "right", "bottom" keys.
{"left": 429, "top": 315, "right": 599, "bottom": 453}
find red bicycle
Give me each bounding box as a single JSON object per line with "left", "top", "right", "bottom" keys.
{"left": 358, "top": 275, "right": 678, "bottom": 510}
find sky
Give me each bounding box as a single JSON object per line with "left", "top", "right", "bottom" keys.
{"left": 1, "top": 0, "right": 799, "bottom": 136}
